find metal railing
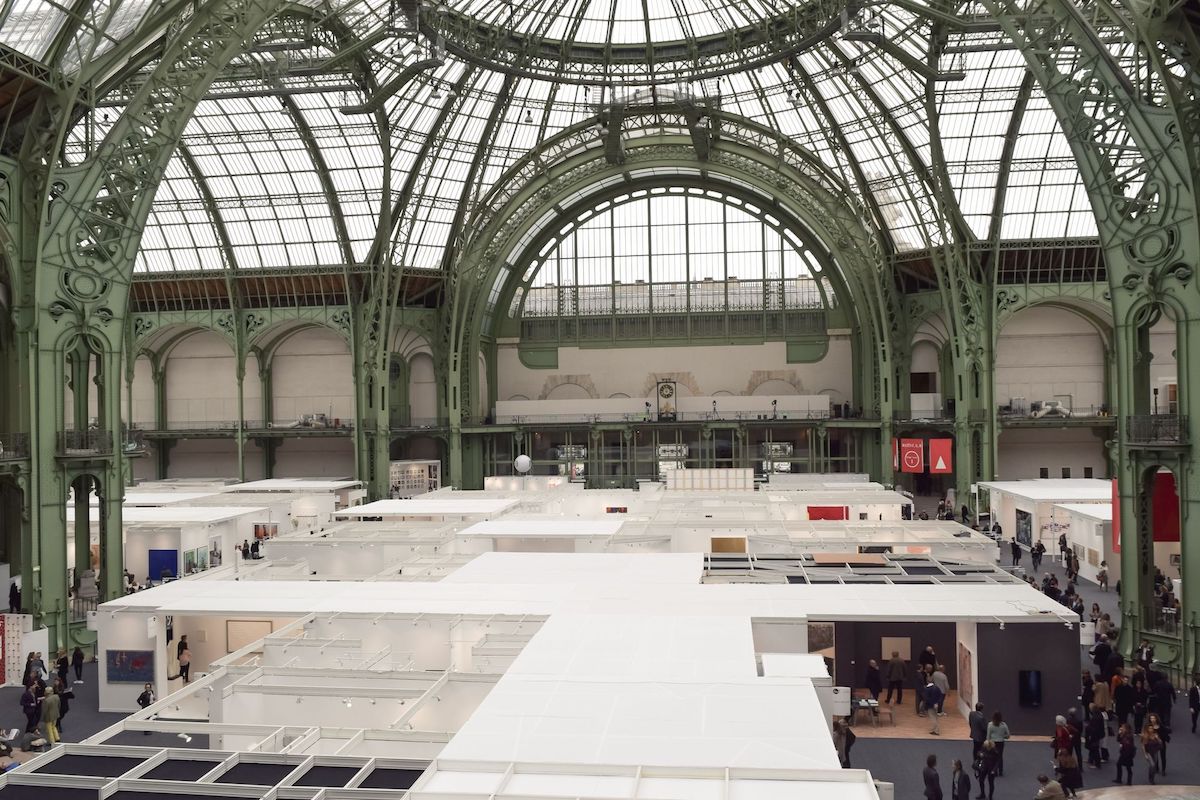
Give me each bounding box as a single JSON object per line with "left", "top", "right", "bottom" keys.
{"left": 1142, "top": 605, "right": 1182, "bottom": 636}
{"left": 0, "top": 432, "right": 30, "bottom": 460}
{"left": 1126, "top": 414, "right": 1188, "bottom": 445}
{"left": 493, "top": 409, "right": 834, "bottom": 425}
{"left": 70, "top": 596, "right": 99, "bottom": 623}
{"left": 57, "top": 429, "right": 113, "bottom": 456}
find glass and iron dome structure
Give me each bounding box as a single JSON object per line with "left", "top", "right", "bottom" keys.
{"left": 2, "top": 0, "right": 1124, "bottom": 291}
{"left": 0, "top": 0, "right": 1197, "bottom": 670}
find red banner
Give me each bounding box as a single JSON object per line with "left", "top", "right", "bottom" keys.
{"left": 900, "top": 439, "right": 924, "bottom": 473}
{"left": 929, "top": 439, "right": 953, "bottom": 474}
{"left": 808, "top": 505, "right": 849, "bottom": 521}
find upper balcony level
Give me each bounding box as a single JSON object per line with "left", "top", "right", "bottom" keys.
{"left": 1126, "top": 415, "right": 1188, "bottom": 447}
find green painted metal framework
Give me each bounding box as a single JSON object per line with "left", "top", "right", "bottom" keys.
{"left": 0, "top": 0, "right": 1195, "bottom": 676}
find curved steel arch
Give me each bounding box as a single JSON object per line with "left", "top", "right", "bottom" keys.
{"left": 441, "top": 132, "right": 901, "bottom": 481}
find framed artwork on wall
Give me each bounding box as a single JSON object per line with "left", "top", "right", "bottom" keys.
{"left": 957, "top": 643, "right": 974, "bottom": 707}
{"left": 253, "top": 523, "right": 279, "bottom": 540}
{"left": 106, "top": 650, "right": 155, "bottom": 683}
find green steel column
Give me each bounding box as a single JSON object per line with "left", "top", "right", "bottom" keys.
{"left": 97, "top": 472, "right": 123, "bottom": 602}
{"left": 72, "top": 475, "right": 91, "bottom": 585}
{"left": 259, "top": 360, "right": 273, "bottom": 478}
{"left": 29, "top": 343, "right": 69, "bottom": 649}
{"left": 235, "top": 361, "right": 246, "bottom": 482}
{"left": 1176, "top": 316, "right": 1199, "bottom": 677}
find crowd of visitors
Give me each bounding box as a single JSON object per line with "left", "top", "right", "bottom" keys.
{"left": 912, "top": 548, "right": 1189, "bottom": 799}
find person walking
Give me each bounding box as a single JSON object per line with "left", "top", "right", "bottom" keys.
{"left": 832, "top": 719, "right": 855, "bottom": 768}
{"left": 974, "top": 740, "right": 999, "bottom": 800}
{"left": 1114, "top": 722, "right": 1135, "bottom": 785}
{"left": 1113, "top": 675, "right": 1134, "bottom": 725}
{"left": 931, "top": 664, "right": 949, "bottom": 715}
{"left": 1141, "top": 724, "right": 1162, "bottom": 784}
{"left": 55, "top": 648, "right": 69, "bottom": 684}
{"left": 1188, "top": 673, "right": 1200, "bottom": 733}
{"left": 20, "top": 681, "right": 39, "bottom": 734}
{"left": 71, "top": 647, "right": 85, "bottom": 684}
{"left": 986, "top": 711, "right": 1010, "bottom": 776}
{"left": 1010, "top": 538, "right": 1021, "bottom": 567}
{"left": 53, "top": 677, "right": 74, "bottom": 735}
{"left": 950, "top": 759, "right": 970, "bottom": 800}
{"left": 1085, "top": 704, "right": 1105, "bottom": 768}
{"left": 1097, "top": 562, "right": 1109, "bottom": 591}
{"left": 1032, "top": 540, "right": 1045, "bottom": 572}
{"left": 885, "top": 650, "right": 906, "bottom": 703}
{"left": 924, "top": 754, "right": 943, "bottom": 800}
{"left": 925, "top": 679, "right": 945, "bottom": 735}
{"left": 1144, "top": 712, "right": 1169, "bottom": 775}
{"left": 1055, "top": 748, "right": 1082, "bottom": 797}
{"left": 968, "top": 703, "right": 987, "bottom": 759}
{"left": 865, "top": 659, "right": 882, "bottom": 702}
{"left": 41, "top": 686, "right": 60, "bottom": 744}
{"left": 1092, "top": 672, "right": 1111, "bottom": 714}
{"left": 178, "top": 645, "right": 192, "bottom": 684}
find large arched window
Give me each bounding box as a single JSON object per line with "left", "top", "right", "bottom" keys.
{"left": 511, "top": 188, "right": 836, "bottom": 324}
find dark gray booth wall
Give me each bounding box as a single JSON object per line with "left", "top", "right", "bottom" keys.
{"left": 832, "top": 621, "right": 957, "bottom": 690}
{"left": 976, "top": 621, "right": 1077, "bottom": 735}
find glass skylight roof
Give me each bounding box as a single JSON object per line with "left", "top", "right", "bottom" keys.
{"left": 35, "top": 0, "right": 1104, "bottom": 281}
{"left": 449, "top": 0, "right": 809, "bottom": 46}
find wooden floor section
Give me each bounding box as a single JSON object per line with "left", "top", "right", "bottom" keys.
{"left": 847, "top": 690, "right": 1044, "bottom": 741}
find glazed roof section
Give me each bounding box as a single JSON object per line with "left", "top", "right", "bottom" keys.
{"left": 32, "top": 0, "right": 1122, "bottom": 277}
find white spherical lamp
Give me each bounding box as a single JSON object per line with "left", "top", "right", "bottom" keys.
{"left": 514, "top": 454, "right": 532, "bottom": 474}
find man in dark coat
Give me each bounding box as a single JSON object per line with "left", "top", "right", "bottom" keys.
{"left": 1113, "top": 676, "right": 1135, "bottom": 725}
{"left": 20, "top": 683, "right": 39, "bottom": 733}
{"left": 1010, "top": 538, "right": 1021, "bottom": 567}
{"left": 924, "top": 754, "right": 944, "bottom": 800}
{"left": 885, "top": 651, "right": 906, "bottom": 703}
{"left": 969, "top": 703, "right": 987, "bottom": 759}
{"left": 1091, "top": 637, "right": 1112, "bottom": 674}
{"left": 865, "top": 659, "right": 883, "bottom": 701}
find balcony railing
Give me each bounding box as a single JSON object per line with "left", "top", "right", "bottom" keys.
{"left": 1142, "top": 605, "right": 1181, "bottom": 637}
{"left": 1126, "top": 414, "right": 1188, "bottom": 445}
{"left": 0, "top": 432, "right": 30, "bottom": 461}
{"left": 57, "top": 429, "right": 113, "bottom": 457}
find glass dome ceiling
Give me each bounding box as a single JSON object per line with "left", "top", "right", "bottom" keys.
{"left": 30, "top": 0, "right": 1116, "bottom": 284}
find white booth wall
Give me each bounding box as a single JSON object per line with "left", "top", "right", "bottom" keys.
{"left": 1058, "top": 505, "right": 1112, "bottom": 584}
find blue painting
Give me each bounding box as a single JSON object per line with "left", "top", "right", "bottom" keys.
{"left": 106, "top": 649, "right": 155, "bottom": 683}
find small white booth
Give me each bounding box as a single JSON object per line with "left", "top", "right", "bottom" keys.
{"left": 979, "top": 479, "right": 1110, "bottom": 549}
{"left": 1054, "top": 503, "right": 1113, "bottom": 584}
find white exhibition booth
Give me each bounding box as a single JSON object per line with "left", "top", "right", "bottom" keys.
{"left": 1054, "top": 502, "right": 1114, "bottom": 583}
{"left": 66, "top": 504, "right": 267, "bottom": 580}
{"left": 979, "top": 479, "right": 1111, "bottom": 550}
{"left": 335, "top": 498, "right": 519, "bottom": 522}
{"left": 224, "top": 478, "right": 366, "bottom": 515}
